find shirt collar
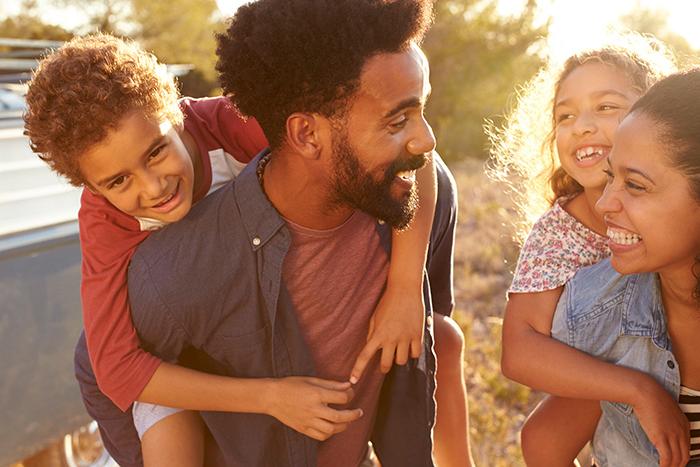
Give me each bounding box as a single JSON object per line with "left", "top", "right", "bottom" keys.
{"left": 234, "top": 149, "right": 286, "bottom": 251}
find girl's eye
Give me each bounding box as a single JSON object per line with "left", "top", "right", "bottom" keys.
{"left": 556, "top": 113, "right": 573, "bottom": 124}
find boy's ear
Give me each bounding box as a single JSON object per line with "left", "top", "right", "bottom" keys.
{"left": 284, "top": 112, "right": 325, "bottom": 160}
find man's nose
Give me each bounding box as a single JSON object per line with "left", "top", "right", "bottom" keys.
{"left": 407, "top": 116, "right": 436, "bottom": 156}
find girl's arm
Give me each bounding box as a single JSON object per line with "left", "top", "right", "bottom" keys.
{"left": 350, "top": 152, "right": 437, "bottom": 382}
{"left": 502, "top": 290, "right": 690, "bottom": 465}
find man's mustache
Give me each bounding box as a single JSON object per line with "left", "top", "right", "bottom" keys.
{"left": 384, "top": 153, "right": 430, "bottom": 181}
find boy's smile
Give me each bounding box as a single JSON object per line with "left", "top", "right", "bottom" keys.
{"left": 79, "top": 111, "right": 197, "bottom": 224}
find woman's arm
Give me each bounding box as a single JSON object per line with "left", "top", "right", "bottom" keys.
{"left": 350, "top": 152, "right": 437, "bottom": 382}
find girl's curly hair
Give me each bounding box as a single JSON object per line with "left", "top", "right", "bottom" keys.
{"left": 487, "top": 31, "right": 677, "bottom": 244}
{"left": 24, "top": 33, "right": 182, "bottom": 186}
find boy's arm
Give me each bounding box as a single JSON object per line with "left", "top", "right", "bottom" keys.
{"left": 139, "top": 363, "right": 362, "bottom": 441}
{"left": 350, "top": 152, "right": 437, "bottom": 382}
{"left": 501, "top": 291, "right": 689, "bottom": 465}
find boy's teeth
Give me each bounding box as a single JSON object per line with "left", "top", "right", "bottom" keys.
{"left": 607, "top": 228, "right": 642, "bottom": 245}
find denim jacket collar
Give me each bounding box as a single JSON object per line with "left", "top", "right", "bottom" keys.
{"left": 618, "top": 272, "right": 670, "bottom": 350}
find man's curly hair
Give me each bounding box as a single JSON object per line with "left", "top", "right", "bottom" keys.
{"left": 216, "top": 0, "right": 434, "bottom": 149}
{"left": 24, "top": 33, "right": 182, "bottom": 187}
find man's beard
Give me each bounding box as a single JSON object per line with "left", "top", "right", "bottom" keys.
{"left": 329, "top": 128, "right": 427, "bottom": 230}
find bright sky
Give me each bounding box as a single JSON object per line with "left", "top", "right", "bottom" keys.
{"left": 2, "top": 0, "right": 700, "bottom": 52}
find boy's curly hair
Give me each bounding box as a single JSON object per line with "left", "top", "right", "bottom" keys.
{"left": 24, "top": 33, "right": 182, "bottom": 187}
{"left": 216, "top": 0, "right": 434, "bottom": 149}
{"left": 487, "top": 32, "right": 677, "bottom": 244}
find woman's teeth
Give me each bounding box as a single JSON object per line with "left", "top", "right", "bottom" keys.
{"left": 607, "top": 228, "right": 642, "bottom": 245}
{"left": 575, "top": 146, "right": 605, "bottom": 162}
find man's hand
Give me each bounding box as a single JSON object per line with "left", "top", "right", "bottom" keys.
{"left": 350, "top": 286, "right": 424, "bottom": 384}
{"left": 632, "top": 381, "right": 690, "bottom": 467}
{"left": 265, "top": 377, "right": 363, "bottom": 441}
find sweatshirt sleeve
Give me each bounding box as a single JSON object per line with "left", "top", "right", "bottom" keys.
{"left": 79, "top": 189, "right": 162, "bottom": 411}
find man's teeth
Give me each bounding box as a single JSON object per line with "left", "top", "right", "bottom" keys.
{"left": 607, "top": 228, "right": 642, "bottom": 245}
{"left": 575, "top": 146, "right": 604, "bottom": 161}
{"left": 396, "top": 170, "right": 416, "bottom": 181}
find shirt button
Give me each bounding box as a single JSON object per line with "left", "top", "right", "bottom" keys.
{"left": 252, "top": 237, "right": 261, "bottom": 246}
{"left": 667, "top": 360, "right": 675, "bottom": 369}
{"left": 426, "top": 315, "right": 433, "bottom": 327}
{"left": 377, "top": 219, "right": 385, "bottom": 225}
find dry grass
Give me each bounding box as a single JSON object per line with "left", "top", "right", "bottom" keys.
{"left": 450, "top": 158, "right": 541, "bottom": 467}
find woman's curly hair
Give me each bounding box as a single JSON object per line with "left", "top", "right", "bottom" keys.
{"left": 487, "top": 32, "right": 677, "bottom": 244}
{"left": 24, "top": 33, "right": 182, "bottom": 187}
{"left": 216, "top": 0, "right": 434, "bottom": 149}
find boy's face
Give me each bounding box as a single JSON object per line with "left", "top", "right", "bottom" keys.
{"left": 79, "top": 111, "right": 196, "bottom": 224}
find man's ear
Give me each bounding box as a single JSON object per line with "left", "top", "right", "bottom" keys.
{"left": 285, "top": 112, "right": 325, "bottom": 160}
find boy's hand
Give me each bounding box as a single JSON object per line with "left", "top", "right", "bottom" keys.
{"left": 632, "top": 380, "right": 690, "bottom": 467}
{"left": 350, "top": 286, "right": 424, "bottom": 383}
{"left": 266, "top": 377, "right": 363, "bottom": 441}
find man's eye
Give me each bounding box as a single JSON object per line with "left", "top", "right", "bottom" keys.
{"left": 389, "top": 117, "right": 408, "bottom": 130}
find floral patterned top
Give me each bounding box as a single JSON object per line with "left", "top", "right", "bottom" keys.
{"left": 509, "top": 198, "right": 611, "bottom": 293}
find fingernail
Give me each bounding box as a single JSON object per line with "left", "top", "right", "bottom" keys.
{"left": 349, "top": 376, "right": 358, "bottom": 384}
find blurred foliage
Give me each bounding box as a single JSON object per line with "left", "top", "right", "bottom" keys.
{"left": 620, "top": 5, "right": 699, "bottom": 67}
{"left": 423, "top": 0, "right": 547, "bottom": 162}
{"left": 0, "top": 0, "right": 72, "bottom": 41}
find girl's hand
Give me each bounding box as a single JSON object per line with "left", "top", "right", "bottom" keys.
{"left": 632, "top": 379, "right": 690, "bottom": 467}
{"left": 265, "top": 377, "right": 363, "bottom": 441}
{"left": 349, "top": 285, "right": 424, "bottom": 383}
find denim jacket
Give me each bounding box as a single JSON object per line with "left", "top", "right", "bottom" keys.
{"left": 552, "top": 259, "right": 699, "bottom": 467}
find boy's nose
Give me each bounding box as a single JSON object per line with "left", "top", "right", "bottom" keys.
{"left": 407, "top": 117, "right": 436, "bottom": 156}
{"left": 142, "top": 172, "right": 168, "bottom": 200}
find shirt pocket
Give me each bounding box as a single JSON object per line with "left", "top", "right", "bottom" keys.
{"left": 207, "top": 326, "right": 271, "bottom": 377}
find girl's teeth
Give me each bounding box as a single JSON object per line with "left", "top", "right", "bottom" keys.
{"left": 606, "top": 228, "right": 642, "bottom": 245}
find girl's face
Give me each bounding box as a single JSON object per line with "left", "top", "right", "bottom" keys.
{"left": 595, "top": 112, "right": 700, "bottom": 276}
{"left": 555, "top": 61, "right": 641, "bottom": 190}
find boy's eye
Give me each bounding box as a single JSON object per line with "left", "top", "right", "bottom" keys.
{"left": 598, "top": 104, "right": 619, "bottom": 112}
{"left": 109, "top": 175, "right": 127, "bottom": 189}
{"left": 148, "top": 144, "right": 166, "bottom": 160}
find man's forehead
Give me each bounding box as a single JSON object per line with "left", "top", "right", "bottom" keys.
{"left": 355, "top": 44, "right": 430, "bottom": 107}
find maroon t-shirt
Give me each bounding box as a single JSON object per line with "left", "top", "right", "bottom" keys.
{"left": 282, "top": 211, "right": 388, "bottom": 467}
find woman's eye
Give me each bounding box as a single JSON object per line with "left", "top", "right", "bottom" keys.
{"left": 625, "top": 180, "right": 646, "bottom": 191}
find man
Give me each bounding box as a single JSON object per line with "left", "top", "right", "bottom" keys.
{"left": 76, "top": 0, "right": 462, "bottom": 465}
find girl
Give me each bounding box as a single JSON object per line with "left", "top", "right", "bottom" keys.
{"left": 489, "top": 33, "right": 676, "bottom": 465}
{"left": 551, "top": 66, "right": 700, "bottom": 466}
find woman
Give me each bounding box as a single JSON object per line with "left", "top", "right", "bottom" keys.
{"left": 550, "top": 68, "right": 700, "bottom": 466}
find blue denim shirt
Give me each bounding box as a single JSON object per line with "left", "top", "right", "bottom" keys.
{"left": 552, "top": 259, "right": 699, "bottom": 467}
{"left": 74, "top": 150, "right": 458, "bottom": 467}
